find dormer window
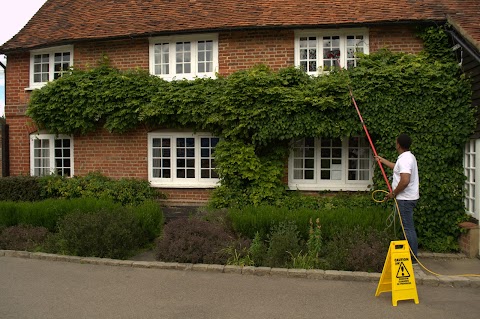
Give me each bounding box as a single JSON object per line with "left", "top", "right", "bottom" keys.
{"left": 149, "top": 34, "right": 218, "bottom": 81}
{"left": 29, "top": 45, "right": 73, "bottom": 89}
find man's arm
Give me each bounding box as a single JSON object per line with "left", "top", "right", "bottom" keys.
{"left": 374, "top": 155, "right": 395, "bottom": 170}
{"left": 386, "top": 173, "right": 411, "bottom": 199}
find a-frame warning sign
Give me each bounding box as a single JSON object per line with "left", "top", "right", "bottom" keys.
{"left": 375, "top": 240, "right": 419, "bottom": 306}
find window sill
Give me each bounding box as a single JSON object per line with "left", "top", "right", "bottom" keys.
{"left": 288, "top": 183, "right": 372, "bottom": 192}
{"left": 150, "top": 181, "right": 219, "bottom": 188}
{"left": 25, "top": 86, "right": 44, "bottom": 91}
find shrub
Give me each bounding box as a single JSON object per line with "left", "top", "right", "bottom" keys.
{"left": 265, "top": 221, "right": 303, "bottom": 268}
{"left": 155, "top": 218, "right": 234, "bottom": 264}
{"left": 227, "top": 200, "right": 391, "bottom": 242}
{"left": 323, "top": 226, "right": 391, "bottom": 272}
{"left": 128, "top": 200, "right": 165, "bottom": 242}
{"left": 0, "top": 198, "right": 124, "bottom": 231}
{"left": 39, "top": 172, "right": 160, "bottom": 205}
{"left": 45, "top": 208, "right": 144, "bottom": 259}
{"left": 0, "top": 176, "right": 43, "bottom": 201}
{"left": 0, "top": 225, "right": 49, "bottom": 251}
{"left": 248, "top": 231, "right": 267, "bottom": 266}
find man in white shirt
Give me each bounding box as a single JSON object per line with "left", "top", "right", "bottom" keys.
{"left": 375, "top": 134, "right": 420, "bottom": 262}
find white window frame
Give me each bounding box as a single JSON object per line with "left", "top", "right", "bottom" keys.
{"left": 288, "top": 136, "right": 373, "bottom": 191}
{"left": 30, "top": 133, "right": 74, "bottom": 177}
{"left": 149, "top": 34, "right": 218, "bottom": 81}
{"left": 294, "top": 28, "right": 369, "bottom": 75}
{"left": 28, "top": 45, "right": 73, "bottom": 90}
{"left": 148, "top": 132, "right": 220, "bottom": 188}
{"left": 464, "top": 139, "right": 480, "bottom": 222}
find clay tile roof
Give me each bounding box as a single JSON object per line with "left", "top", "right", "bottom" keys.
{"left": 0, "top": 0, "right": 477, "bottom": 53}
{"left": 446, "top": 1, "right": 480, "bottom": 52}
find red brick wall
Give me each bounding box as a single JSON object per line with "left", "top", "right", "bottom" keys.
{"left": 74, "top": 38, "right": 149, "bottom": 71}
{"left": 219, "top": 29, "right": 295, "bottom": 75}
{"left": 74, "top": 128, "right": 148, "bottom": 179}
{"left": 4, "top": 26, "right": 424, "bottom": 203}
{"left": 369, "top": 25, "right": 424, "bottom": 54}
{"left": 160, "top": 188, "right": 213, "bottom": 205}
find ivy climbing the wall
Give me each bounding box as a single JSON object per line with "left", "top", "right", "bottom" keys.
{"left": 27, "top": 27, "right": 476, "bottom": 251}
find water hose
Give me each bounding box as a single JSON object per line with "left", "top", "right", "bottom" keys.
{"left": 372, "top": 190, "right": 480, "bottom": 277}
{"left": 329, "top": 51, "right": 479, "bottom": 277}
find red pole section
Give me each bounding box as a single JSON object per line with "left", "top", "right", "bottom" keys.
{"left": 348, "top": 88, "right": 393, "bottom": 193}
{"left": 330, "top": 53, "right": 393, "bottom": 193}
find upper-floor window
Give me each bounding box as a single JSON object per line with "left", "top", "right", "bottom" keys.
{"left": 29, "top": 45, "right": 73, "bottom": 89}
{"left": 30, "top": 133, "right": 73, "bottom": 177}
{"left": 289, "top": 136, "right": 373, "bottom": 191}
{"left": 149, "top": 34, "right": 218, "bottom": 81}
{"left": 294, "top": 29, "right": 368, "bottom": 75}
{"left": 148, "top": 132, "right": 220, "bottom": 187}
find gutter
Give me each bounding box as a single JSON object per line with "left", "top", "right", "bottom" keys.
{"left": 445, "top": 29, "right": 480, "bottom": 64}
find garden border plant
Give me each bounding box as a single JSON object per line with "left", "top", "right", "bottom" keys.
{"left": 25, "top": 26, "right": 476, "bottom": 252}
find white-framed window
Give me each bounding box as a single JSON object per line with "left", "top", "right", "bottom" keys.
{"left": 464, "top": 139, "right": 480, "bottom": 221}
{"left": 149, "top": 34, "right": 218, "bottom": 81}
{"left": 289, "top": 136, "right": 373, "bottom": 191}
{"left": 148, "top": 132, "right": 220, "bottom": 187}
{"left": 30, "top": 134, "right": 73, "bottom": 177}
{"left": 294, "top": 29, "right": 368, "bottom": 75}
{"left": 29, "top": 45, "right": 73, "bottom": 89}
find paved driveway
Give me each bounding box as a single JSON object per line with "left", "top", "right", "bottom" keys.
{"left": 1, "top": 256, "right": 480, "bottom": 319}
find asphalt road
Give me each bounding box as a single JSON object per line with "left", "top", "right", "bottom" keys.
{"left": 1, "top": 256, "right": 479, "bottom": 319}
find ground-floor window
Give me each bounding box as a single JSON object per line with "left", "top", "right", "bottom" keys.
{"left": 148, "top": 132, "right": 220, "bottom": 187}
{"left": 288, "top": 136, "right": 373, "bottom": 191}
{"left": 464, "top": 139, "right": 479, "bottom": 221}
{"left": 30, "top": 134, "right": 73, "bottom": 176}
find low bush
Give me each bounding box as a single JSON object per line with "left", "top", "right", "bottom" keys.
{"left": 0, "top": 176, "right": 43, "bottom": 202}
{"left": 0, "top": 199, "right": 164, "bottom": 244}
{"left": 0, "top": 225, "right": 49, "bottom": 251}
{"left": 264, "top": 221, "right": 303, "bottom": 268}
{"left": 39, "top": 172, "right": 160, "bottom": 205}
{"left": 155, "top": 218, "right": 235, "bottom": 264}
{"left": 130, "top": 200, "right": 165, "bottom": 242}
{"left": 0, "top": 198, "right": 124, "bottom": 231}
{"left": 323, "top": 226, "right": 391, "bottom": 272}
{"left": 227, "top": 201, "right": 391, "bottom": 242}
{"left": 45, "top": 208, "right": 145, "bottom": 259}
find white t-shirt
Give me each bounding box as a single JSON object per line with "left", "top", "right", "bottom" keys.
{"left": 392, "top": 151, "right": 419, "bottom": 200}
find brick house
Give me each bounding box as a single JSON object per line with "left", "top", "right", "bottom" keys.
{"left": 0, "top": 0, "right": 479, "bottom": 221}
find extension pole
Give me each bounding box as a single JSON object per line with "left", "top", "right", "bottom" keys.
{"left": 348, "top": 88, "right": 393, "bottom": 193}
{"left": 331, "top": 54, "right": 393, "bottom": 193}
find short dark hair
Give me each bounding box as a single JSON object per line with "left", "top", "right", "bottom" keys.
{"left": 397, "top": 134, "right": 412, "bottom": 150}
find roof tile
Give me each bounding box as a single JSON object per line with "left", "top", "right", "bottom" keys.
{"left": 0, "top": 0, "right": 478, "bottom": 53}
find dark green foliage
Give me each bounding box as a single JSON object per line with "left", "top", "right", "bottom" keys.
{"left": 0, "top": 225, "right": 49, "bottom": 251}
{"left": 131, "top": 200, "right": 165, "bottom": 242}
{"left": 0, "top": 198, "right": 164, "bottom": 242}
{"left": 227, "top": 196, "right": 391, "bottom": 242}
{"left": 39, "top": 172, "right": 159, "bottom": 205}
{"left": 0, "top": 176, "right": 43, "bottom": 201}
{"left": 25, "top": 27, "right": 475, "bottom": 251}
{"left": 0, "top": 198, "right": 124, "bottom": 231}
{"left": 45, "top": 208, "right": 145, "bottom": 259}
{"left": 264, "top": 221, "right": 303, "bottom": 268}
{"left": 155, "top": 218, "right": 234, "bottom": 264}
{"left": 323, "top": 226, "right": 392, "bottom": 272}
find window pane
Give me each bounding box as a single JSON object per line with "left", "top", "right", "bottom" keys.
{"left": 305, "top": 170, "right": 314, "bottom": 180}
{"left": 299, "top": 37, "right": 317, "bottom": 73}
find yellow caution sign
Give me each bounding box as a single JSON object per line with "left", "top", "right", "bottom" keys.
{"left": 375, "top": 240, "right": 419, "bottom": 306}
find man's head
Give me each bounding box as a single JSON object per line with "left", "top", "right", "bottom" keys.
{"left": 396, "top": 134, "right": 412, "bottom": 151}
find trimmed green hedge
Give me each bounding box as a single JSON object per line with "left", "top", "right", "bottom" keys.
{"left": 0, "top": 198, "right": 164, "bottom": 240}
